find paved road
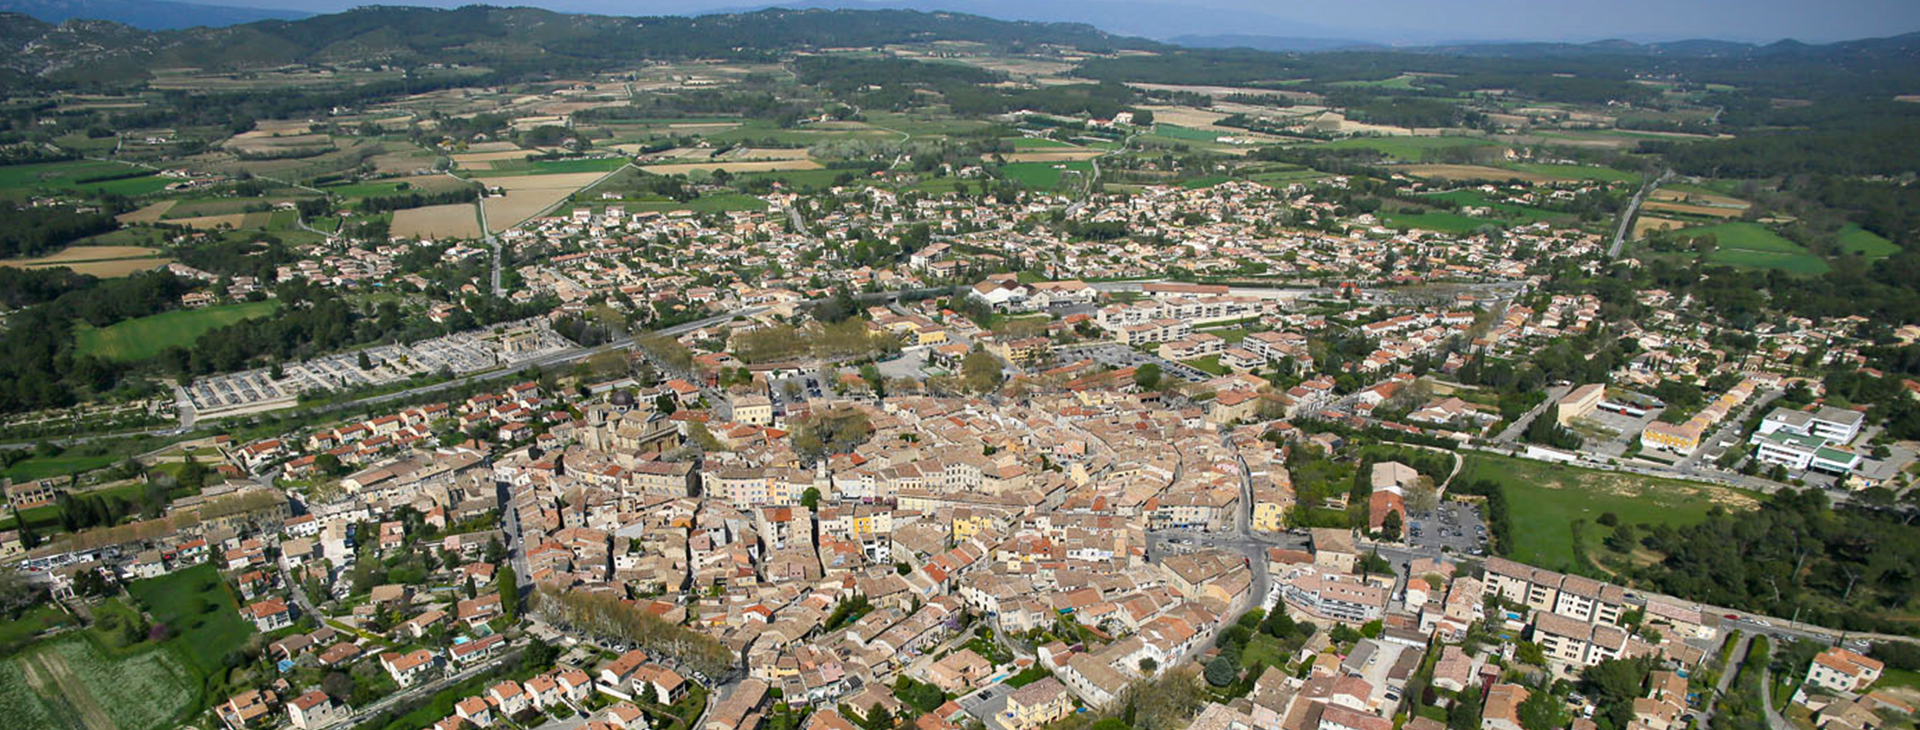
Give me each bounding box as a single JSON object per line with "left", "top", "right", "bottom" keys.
{"left": 1609, "top": 169, "right": 1673, "bottom": 259}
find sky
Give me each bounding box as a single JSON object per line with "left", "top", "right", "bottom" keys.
{"left": 226, "top": 0, "right": 1920, "bottom": 44}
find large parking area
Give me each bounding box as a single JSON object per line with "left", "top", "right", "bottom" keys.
{"left": 188, "top": 322, "right": 575, "bottom": 414}
{"left": 1054, "top": 343, "right": 1210, "bottom": 383}
{"left": 1407, "top": 501, "right": 1488, "bottom": 556}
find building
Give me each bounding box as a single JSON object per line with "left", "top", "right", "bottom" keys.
{"left": 1311, "top": 528, "right": 1357, "bottom": 573}
{"left": 1758, "top": 406, "right": 1864, "bottom": 445}
{"left": 1482, "top": 684, "right": 1530, "bottom": 730}
{"left": 1557, "top": 384, "right": 1606, "bottom": 425}
{"left": 1806, "top": 648, "right": 1884, "bottom": 693}
{"left": 1751, "top": 430, "right": 1861, "bottom": 474}
{"left": 289, "top": 690, "right": 346, "bottom": 729}
{"left": 1003, "top": 677, "right": 1074, "bottom": 730}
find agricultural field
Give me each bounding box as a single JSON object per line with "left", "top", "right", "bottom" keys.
{"left": 1316, "top": 135, "right": 1498, "bottom": 161}
{"left": 1456, "top": 453, "right": 1759, "bottom": 572}
{"left": 1681, "top": 221, "right": 1829, "bottom": 274}
{"left": 392, "top": 204, "right": 482, "bottom": 239}
{"left": 1837, "top": 224, "right": 1901, "bottom": 261}
{"left": 12, "top": 636, "right": 198, "bottom": 730}
{"left": 75, "top": 300, "right": 279, "bottom": 361}
{"left": 0, "top": 160, "right": 167, "bottom": 199}
{"left": 639, "top": 159, "right": 821, "bottom": 175}
{"left": 0, "top": 246, "right": 172, "bottom": 278}
{"left": 477, "top": 170, "right": 619, "bottom": 232}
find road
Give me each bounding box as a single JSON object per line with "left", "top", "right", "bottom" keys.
{"left": 1609, "top": 169, "right": 1673, "bottom": 259}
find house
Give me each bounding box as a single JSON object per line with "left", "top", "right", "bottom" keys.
{"left": 381, "top": 649, "right": 438, "bottom": 687}
{"left": 1806, "top": 648, "right": 1883, "bottom": 693}
{"left": 289, "top": 690, "right": 347, "bottom": 729}
{"left": 1482, "top": 684, "right": 1530, "bottom": 730}
{"left": 217, "top": 689, "right": 278, "bottom": 730}
{"left": 456, "top": 696, "right": 495, "bottom": 727}
{"left": 247, "top": 597, "right": 293, "bottom": 632}
{"left": 1003, "top": 677, "right": 1073, "bottom": 730}
{"left": 489, "top": 680, "right": 531, "bottom": 717}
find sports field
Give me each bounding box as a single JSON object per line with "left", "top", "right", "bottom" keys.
{"left": 76, "top": 300, "right": 278, "bottom": 361}
{"left": 1456, "top": 453, "right": 1759, "bottom": 572}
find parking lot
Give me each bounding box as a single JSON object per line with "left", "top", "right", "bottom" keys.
{"left": 1407, "top": 502, "right": 1488, "bottom": 556}
{"left": 188, "top": 322, "right": 575, "bottom": 414}
{"left": 1054, "top": 343, "right": 1210, "bottom": 383}
{"left": 957, "top": 682, "right": 1015, "bottom": 730}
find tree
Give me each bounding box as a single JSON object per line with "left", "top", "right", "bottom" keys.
{"left": 496, "top": 565, "right": 518, "bottom": 621}
{"left": 961, "top": 347, "right": 1002, "bottom": 394}
{"left": 1139, "top": 657, "right": 1158, "bottom": 674}
{"left": 1519, "top": 684, "right": 1570, "bottom": 730}
{"left": 1205, "top": 654, "right": 1237, "bottom": 687}
{"left": 464, "top": 575, "right": 477, "bottom": 599}
{"left": 485, "top": 537, "right": 506, "bottom": 565}
{"left": 1134, "top": 362, "right": 1162, "bottom": 390}
{"left": 801, "top": 487, "right": 822, "bottom": 511}
{"left": 1381, "top": 510, "right": 1403, "bottom": 541}
{"left": 1449, "top": 686, "right": 1483, "bottom": 730}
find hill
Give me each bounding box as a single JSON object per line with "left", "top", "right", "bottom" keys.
{"left": 0, "top": 0, "right": 307, "bottom": 30}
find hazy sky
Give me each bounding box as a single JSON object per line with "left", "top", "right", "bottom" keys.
{"left": 233, "top": 0, "right": 1920, "bottom": 44}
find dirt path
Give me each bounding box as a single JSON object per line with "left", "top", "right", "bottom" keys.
{"left": 21, "top": 650, "right": 111, "bottom": 730}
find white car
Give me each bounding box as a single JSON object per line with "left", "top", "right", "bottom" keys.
{"left": 1750, "top": 618, "right": 1772, "bottom": 627}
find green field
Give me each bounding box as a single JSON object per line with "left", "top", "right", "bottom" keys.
{"left": 1007, "top": 137, "right": 1074, "bottom": 148}
{"left": 1680, "top": 221, "right": 1829, "bottom": 274}
{"left": 1150, "top": 124, "right": 1222, "bottom": 143}
{"left": 1837, "top": 224, "right": 1900, "bottom": 261}
{"left": 127, "top": 563, "right": 254, "bottom": 675}
{"left": 998, "top": 161, "right": 1093, "bottom": 189}
{"left": 76, "top": 300, "right": 279, "bottom": 361}
{"left": 1379, "top": 210, "right": 1499, "bottom": 234}
{"left": 3, "top": 454, "right": 119, "bottom": 481}
{"left": 1507, "top": 162, "right": 1640, "bottom": 183}
{"left": 1320, "top": 135, "right": 1496, "bottom": 161}
{"left": 1456, "top": 454, "right": 1761, "bottom": 572}
{"left": 0, "top": 160, "right": 166, "bottom": 198}
{"left": 12, "top": 635, "right": 199, "bottom": 730}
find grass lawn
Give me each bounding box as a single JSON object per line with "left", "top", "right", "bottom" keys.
{"left": 1455, "top": 453, "right": 1762, "bottom": 572}
{"left": 1837, "top": 224, "right": 1900, "bottom": 261}
{"left": 1240, "top": 632, "right": 1292, "bottom": 671}
{"left": 0, "top": 604, "right": 75, "bottom": 653}
{"left": 997, "top": 161, "right": 1093, "bottom": 189}
{"left": 1182, "top": 355, "right": 1228, "bottom": 376}
{"left": 1873, "top": 667, "right": 1920, "bottom": 692}
{"left": 126, "top": 563, "right": 254, "bottom": 676}
{"left": 1152, "top": 124, "right": 1223, "bottom": 142}
{"left": 76, "top": 300, "right": 279, "bottom": 361}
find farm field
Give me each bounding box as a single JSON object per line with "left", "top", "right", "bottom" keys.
{"left": 0, "top": 246, "right": 172, "bottom": 278}
{"left": 640, "top": 159, "right": 822, "bottom": 175}
{"left": 1456, "top": 453, "right": 1759, "bottom": 572}
{"left": 998, "top": 149, "right": 1107, "bottom": 162}
{"left": 1396, "top": 164, "right": 1569, "bottom": 184}
{"left": 1838, "top": 224, "right": 1901, "bottom": 261}
{"left": 76, "top": 300, "right": 278, "bottom": 361}
{"left": 12, "top": 635, "right": 198, "bottom": 730}
{"left": 1682, "top": 221, "right": 1829, "bottom": 274}
{"left": 477, "top": 171, "right": 616, "bottom": 231}
{"left": 1318, "top": 135, "right": 1496, "bottom": 161}
{"left": 392, "top": 203, "right": 482, "bottom": 239}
